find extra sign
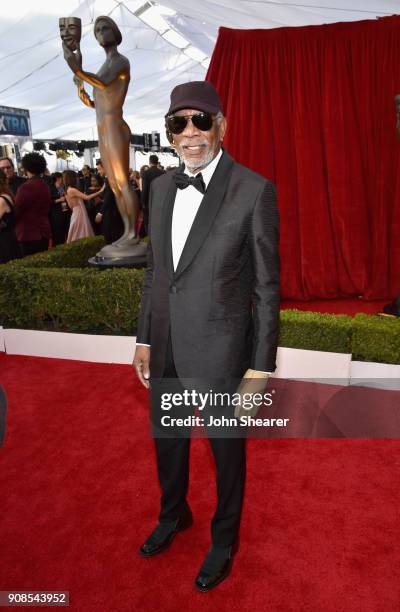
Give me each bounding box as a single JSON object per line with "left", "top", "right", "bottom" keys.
{"left": 0, "top": 106, "right": 31, "bottom": 137}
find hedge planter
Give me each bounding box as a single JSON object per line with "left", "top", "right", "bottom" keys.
{"left": 1, "top": 238, "right": 399, "bottom": 363}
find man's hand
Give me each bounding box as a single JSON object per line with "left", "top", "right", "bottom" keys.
{"left": 133, "top": 345, "right": 150, "bottom": 388}
{"left": 234, "top": 369, "right": 270, "bottom": 418}
{"left": 95, "top": 213, "right": 103, "bottom": 224}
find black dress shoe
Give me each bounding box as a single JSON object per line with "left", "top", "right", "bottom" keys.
{"left": 194, "top": 546, "right": 233, "bottom": 592}
{"left": 139, "top": 513, "right": 193, "bottom": 557}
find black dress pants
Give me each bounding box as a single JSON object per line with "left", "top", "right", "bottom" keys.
{"left": 151, "top": 331, "right": 246, "bottom": 548}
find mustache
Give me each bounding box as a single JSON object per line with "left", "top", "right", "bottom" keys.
{"left": 178, "top": 140, "right": 208, "bottom": 147}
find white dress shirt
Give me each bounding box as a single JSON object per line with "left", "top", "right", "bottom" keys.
{"left": 171, "top": 149, "right": 223, "bottom": 270}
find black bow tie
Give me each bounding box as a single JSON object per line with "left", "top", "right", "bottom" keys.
{"left": 174, "top": 172, "right": 206, "bottom": 195}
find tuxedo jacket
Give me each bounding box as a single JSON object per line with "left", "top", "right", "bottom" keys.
{"left": 136, "top": 150, "right": 280, "bottom": 385}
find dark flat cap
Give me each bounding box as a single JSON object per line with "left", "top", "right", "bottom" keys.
{"left": 167, "top": 81, "right": 223, "bottom": 115}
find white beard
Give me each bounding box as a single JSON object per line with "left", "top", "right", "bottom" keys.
{"left": 176, "top": 145, "right": 217, "bottom": 173}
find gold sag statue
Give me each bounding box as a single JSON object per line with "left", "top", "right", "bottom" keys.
{"left": 59, "top": 16, "right": 146, "bottom": 262}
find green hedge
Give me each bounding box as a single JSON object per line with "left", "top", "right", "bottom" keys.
{"left": 0, "top": 267, "right": 143, "bottom": 335}
{"left": 352, "top": 314, "right": 400, "bottom": 365}
{"left": 279, "top": 310, "right": 352, "bottom": 354}
{"left": 8, "top": 236, "right": 106, "bottom": 269}
{"left": 0, "top": 239, "right": 399, "bottom": 362}
{"left": 0, "top": 238, "right": 143, "bottom": 335}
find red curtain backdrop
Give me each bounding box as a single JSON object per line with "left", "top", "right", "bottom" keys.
{"left": 206, "top": 17, "right": 400, "bottom": 300}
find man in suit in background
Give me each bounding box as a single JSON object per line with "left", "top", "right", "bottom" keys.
{"left": 379, "top": 96, "right": 400, "bottom": 318}
{"left": 133, "top": 81, "right": 280, "bottom": 591}
{"left": 79, "top": 164, "right": 92, "bottom": 193}
{"left": 0, "top": 157, "right": 25, "bottom": 196}
{"left": 95, "top": 159, "right": 123, "bottom": 244}
{"left": 140, "top": 155, "right": 164, "bottom": 235}
{"left": 381, "top": 297, "right": 400, "bottom": 317}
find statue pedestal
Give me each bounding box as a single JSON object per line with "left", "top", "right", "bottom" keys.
{"left": 88, "top": 239, "right": 148, "bottom": 269}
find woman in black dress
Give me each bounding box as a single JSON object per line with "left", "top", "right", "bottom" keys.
{"left": 49, "top": 172, "right": 71, "bottom": 245}
{"left": 130, "top": 169, "right": 145, "bottom": 237}
{"left": 85, "top": 173, "right": 104, "bottom": 235}
{"left": 0, "top": 169, "right": 20, "bottom": 264}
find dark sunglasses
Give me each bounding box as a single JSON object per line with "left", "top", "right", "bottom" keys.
{"left": 166, "top": 112, "right": 215, "bottom": 134}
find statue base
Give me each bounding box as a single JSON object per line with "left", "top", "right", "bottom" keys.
{"left": 88, "top": 239, "right": 148, "bottom": 269}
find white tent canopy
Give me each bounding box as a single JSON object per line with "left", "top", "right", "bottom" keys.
{"left": 0, "top": 0, "right": 398, "bottom": 143}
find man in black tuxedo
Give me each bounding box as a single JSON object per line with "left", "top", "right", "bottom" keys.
{"left": 133, "top": 81, "right": 280, "bottom": 591}
{"left": 140, "top": 155, "right": 165, "bottom": 235}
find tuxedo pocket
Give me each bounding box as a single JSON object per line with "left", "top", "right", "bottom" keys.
{"left": 209, "top": 281, "right": 251, "bottom": 320}
{"left": 206, "top": 314, "right": 249, "bottom": 344}
{"left": 204, "top": 318, "right": 237, "bottom": 336}
{"left": 212, "top": 221, "right": 242, "bottom": 235}
{"left": 207, "top": 310, "right": 249, "bottom": 321}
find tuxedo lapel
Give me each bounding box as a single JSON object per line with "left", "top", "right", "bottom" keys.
{"left": 160, "top": 165, "right": 182, "bottom": 278}
{"left": 173, "top": 151, "right": 234, "bottom": 280}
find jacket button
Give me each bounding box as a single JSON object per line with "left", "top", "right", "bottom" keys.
{"left": 170, "top": 285, "right": 177, "bottom": 293}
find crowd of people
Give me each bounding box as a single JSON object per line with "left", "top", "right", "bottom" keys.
{"left": 0, "top": 152, "right": 170, "bottom": 264}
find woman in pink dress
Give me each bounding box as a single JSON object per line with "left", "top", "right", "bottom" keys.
{"left": 63, "top": 170, "right": 104, "bottom": 243}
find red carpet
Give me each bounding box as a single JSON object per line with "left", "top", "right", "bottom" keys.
{"left": 281, "top": 299, "right": 387, "bottom": 316}
{"left": 0, "top": 353, "right": 399, "bottom": 611}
